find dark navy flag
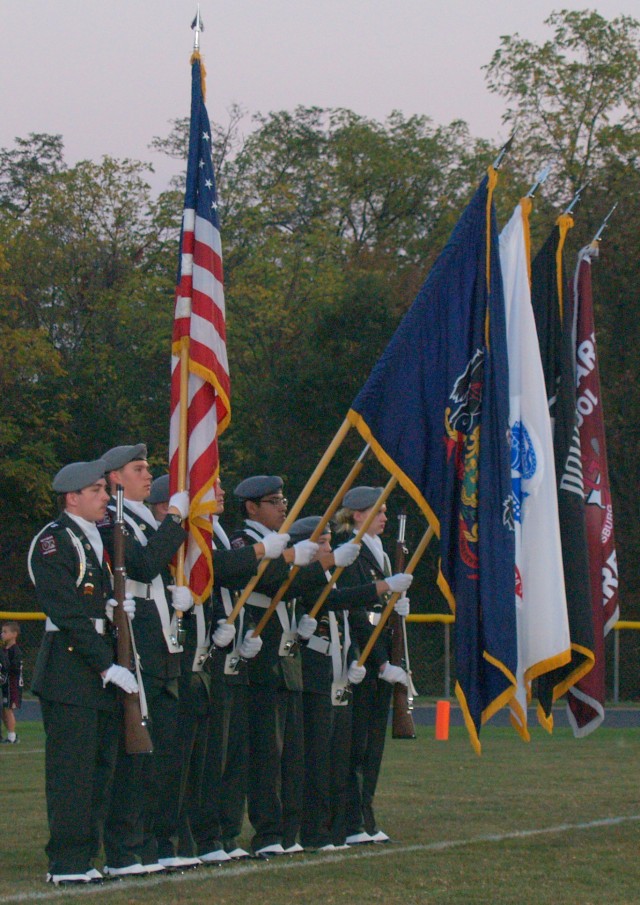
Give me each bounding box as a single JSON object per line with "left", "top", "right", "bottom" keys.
{"left": 530, "top": 218, "right": 595, "bottom": 729}
{"left": 347, "top": 171, "right": 516, "bottom": 753}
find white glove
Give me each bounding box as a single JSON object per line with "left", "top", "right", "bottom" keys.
{"left": 262, "top": 532, "right": 290, "bottom": 559}
{"left": 105, "top": 594, "right": 136, "bottom": 622}
{"left": 168, "top": 491, "right": 189, "bottom": 520}
{"left": 168, "top": 584, "right": 194, "bottom": 612}
{"left": 394, "top": 595, "right": 410, "bottom": 617}
{"left": 239, "top": 629, "right": 263, "bottom": 659}
{"left": 333, "top": 542, "right": 360, "bottom": 568}
{"left": 297, "top": 614, "right": 317, "bottom": 640}
{"left": 386, "top": 573, "right": 413, "bottom": 594}
{"left": 293, "top": 539, "right": 319, "bottom": 566}
{"left": 102, "top": 664, "right": 139, "bottom": 694}
{"left": 379, "top": 662, "right": 408, "bottom": 686}
{"left": 347, "top": 662, "right": 366, "bottom": 685}
{"left": 212, "top": 619, "right": 235, "bottom": 648}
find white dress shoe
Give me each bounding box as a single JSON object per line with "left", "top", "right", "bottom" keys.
{"left": 370, "top": 830, "right": 390, "bottom": 843}
{"left": 226, "top": 847, "right": 250, "bottom": 859}
{"left": 103, "top": 862, "right": 149, "bottom": 877}
{"left": 254, "top": 843, "right": 284, "bottom": 857}
{"left": 157, "top": 856, "right": 201, "bottom": 869}
{"left": 46, "top": 872, "right": 90, "bottom": 886}
{"left": 345, "top": 832, "right": 373, "bottom": 845}
{"left": 85, "top": 869, "right": 104, "bottom": 882}
{"left": 199, "top": 849, "right": 232, "bottom": 863}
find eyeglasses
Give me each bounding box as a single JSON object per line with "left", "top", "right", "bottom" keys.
{"left": 259, "top": 496, "right": 288, "bottom": 507}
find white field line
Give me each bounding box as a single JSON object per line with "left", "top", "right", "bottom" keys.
{"left": 1, "top": 814, "right": 639, "bottom": 904}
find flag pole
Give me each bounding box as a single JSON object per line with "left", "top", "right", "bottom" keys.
{"left": 525, "top": 164, "right": 552, "bottom": 198}
{"left": 492, "top": 130, "right": 517, "bottom": 170}
{"left": 590, "top": 202, "right": 617, "bottom": 248}
{"left": 250, "top": 443, "right": 371, "bottom": 636}
{"left": 173, "top": 12, "right": 206, "bottom": 634}
{"left": 306, "top": 476, "right": 398, "bottom": 620}
{"left": 563, "top": 181, "right": 589, "bottom": 216}
{"left": 225, "top": 418, "right": 353, "bottom": 625}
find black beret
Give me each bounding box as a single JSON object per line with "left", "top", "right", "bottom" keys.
{"left": 342, "top": 486, "right": 384, "bottom": 511}
{"left": 52, "top": 458, "right": 108, "bottom": 493}
{"left": 234, "top": 475, "right": 283, "bottom": 500}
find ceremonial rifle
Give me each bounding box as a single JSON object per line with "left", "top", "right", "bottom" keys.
{"left": 390, "top": 511, "right": 416, "bottom": 739}
{"left": 113, "top": 485, "right": 153, "bottom": 754}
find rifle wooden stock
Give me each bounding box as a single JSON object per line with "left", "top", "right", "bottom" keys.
{"left": 390, "top": 513, "right": 416, "bottom": 739}
{"left": 357, "top": 526, "right": 434, "bottom": 667}
{"left": 113, "top": 487, "right": 153, "bottom": 755}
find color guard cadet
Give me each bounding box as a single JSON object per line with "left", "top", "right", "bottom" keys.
{"left": 99, "top": 444, "right": 197, "bottom": 875}
{"left": 188, "top": 478, "right": 289, "bottom": 862}
{"left": 287, "top": 515, "right": 411, "bottom": 849}
{"left": 28, "top": 459, "right": 139, "bottom": 886}
{"left": 229, "top": 475, "right": 319, "bottom": 856}
{"left": 335, "top": 486, "right": 412, "bottom": 845}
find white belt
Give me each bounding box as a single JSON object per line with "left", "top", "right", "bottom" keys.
{"left": 46, "top": 617, "right": 106, "bottom": 636}
{"left": 245, "top": 592, "right": 272, "bottom": 610}
{"left": 306, "top": 634, "right": 332, "bottom": 656}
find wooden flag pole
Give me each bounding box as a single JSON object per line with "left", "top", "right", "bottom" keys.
{"left": 251, "top": 443, "right": 371, "bottom": 637}
{"left": 356, "top": 525, "right": 435, "bottom": 668}
{"left": 172, "top": 340, "right": 191, "bottom": 642}
{"left": 307, "top": 476, "right": 399, "bottom": 620}
{"left": 225, "top": 418, "right": 353, "bottom": 625}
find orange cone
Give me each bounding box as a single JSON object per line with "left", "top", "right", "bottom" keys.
{"left": 435, "top": 700, "right": 450, "bottom": 740}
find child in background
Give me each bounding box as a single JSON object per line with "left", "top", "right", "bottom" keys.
{"left": 1, "top": 621, "right": 24, "bottom": 744}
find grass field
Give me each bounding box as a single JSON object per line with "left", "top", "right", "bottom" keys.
{"left": 1, "top": 718, "right": 639, "bottom": 904}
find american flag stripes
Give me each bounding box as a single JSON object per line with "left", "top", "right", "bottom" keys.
{"left": 169, "top": 54, "right": 230, "bottom": 603}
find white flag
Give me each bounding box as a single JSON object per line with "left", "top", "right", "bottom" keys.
{"left": 499, "top": 200, "right": 571, "bottom": 739}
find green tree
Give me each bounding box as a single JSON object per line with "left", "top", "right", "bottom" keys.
{"left": 484, "top": 10, "right": 640, "bottom": 203}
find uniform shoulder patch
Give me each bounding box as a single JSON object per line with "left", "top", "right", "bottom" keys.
{"left": 39, "top": 534, "right": 58, "bottom": 556}
{"left": 230, "top": 535, "right": 248, "bottom": 550}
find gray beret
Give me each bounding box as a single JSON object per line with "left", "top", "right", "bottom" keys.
{"left": 102, "top": 443, "right": 148, "bottom": 472}
{"left": 289, "top": 515, "right": 330, "bottom": 542}
{"left": 147, "top": 474, "right": 170, "bottom": 505}
{"left": 52, "top": 458, "right": 108, "bottom": 493}
{"left": 342, "top": 486, "right": 384, "bottom": 511}
{"left": 234, "top": 475, "right": 283, "bottom": 500}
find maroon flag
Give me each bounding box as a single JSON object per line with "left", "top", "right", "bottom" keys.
{"left": 566, "top": 244, "right": 619, "bottom": 735}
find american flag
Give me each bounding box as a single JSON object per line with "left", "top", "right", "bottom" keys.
{"left": 169, "top": 54, "right": 230, "bottom": 603}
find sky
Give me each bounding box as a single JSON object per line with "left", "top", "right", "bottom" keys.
{"left": 1, "top": 1, "right": 638, "bottom": 191}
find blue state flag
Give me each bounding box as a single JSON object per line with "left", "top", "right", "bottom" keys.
{"left": 347, "top": 170, "right": 516, "bottom": 753}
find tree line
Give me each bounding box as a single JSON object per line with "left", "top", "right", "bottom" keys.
{"left": 1, "top": 10, "right": 638, "bottom": 690}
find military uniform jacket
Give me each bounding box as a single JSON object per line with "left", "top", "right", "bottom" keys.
{"left": 30, "top": 513, "right": 117, "bottom": 711}
{"left": 294, "top": 564, "right": 379, "bottom": 696}
{"left": 99, "top": 503, "right": 187, "bottom": 681}
{"left": 337, "top": 540, "right": 392, "bottom": 672}
{"left": 229, "top": 525, "right": 301, "bottom": 691}
{"left": 181, "top": 541, "right": 258, "bottom": 696}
